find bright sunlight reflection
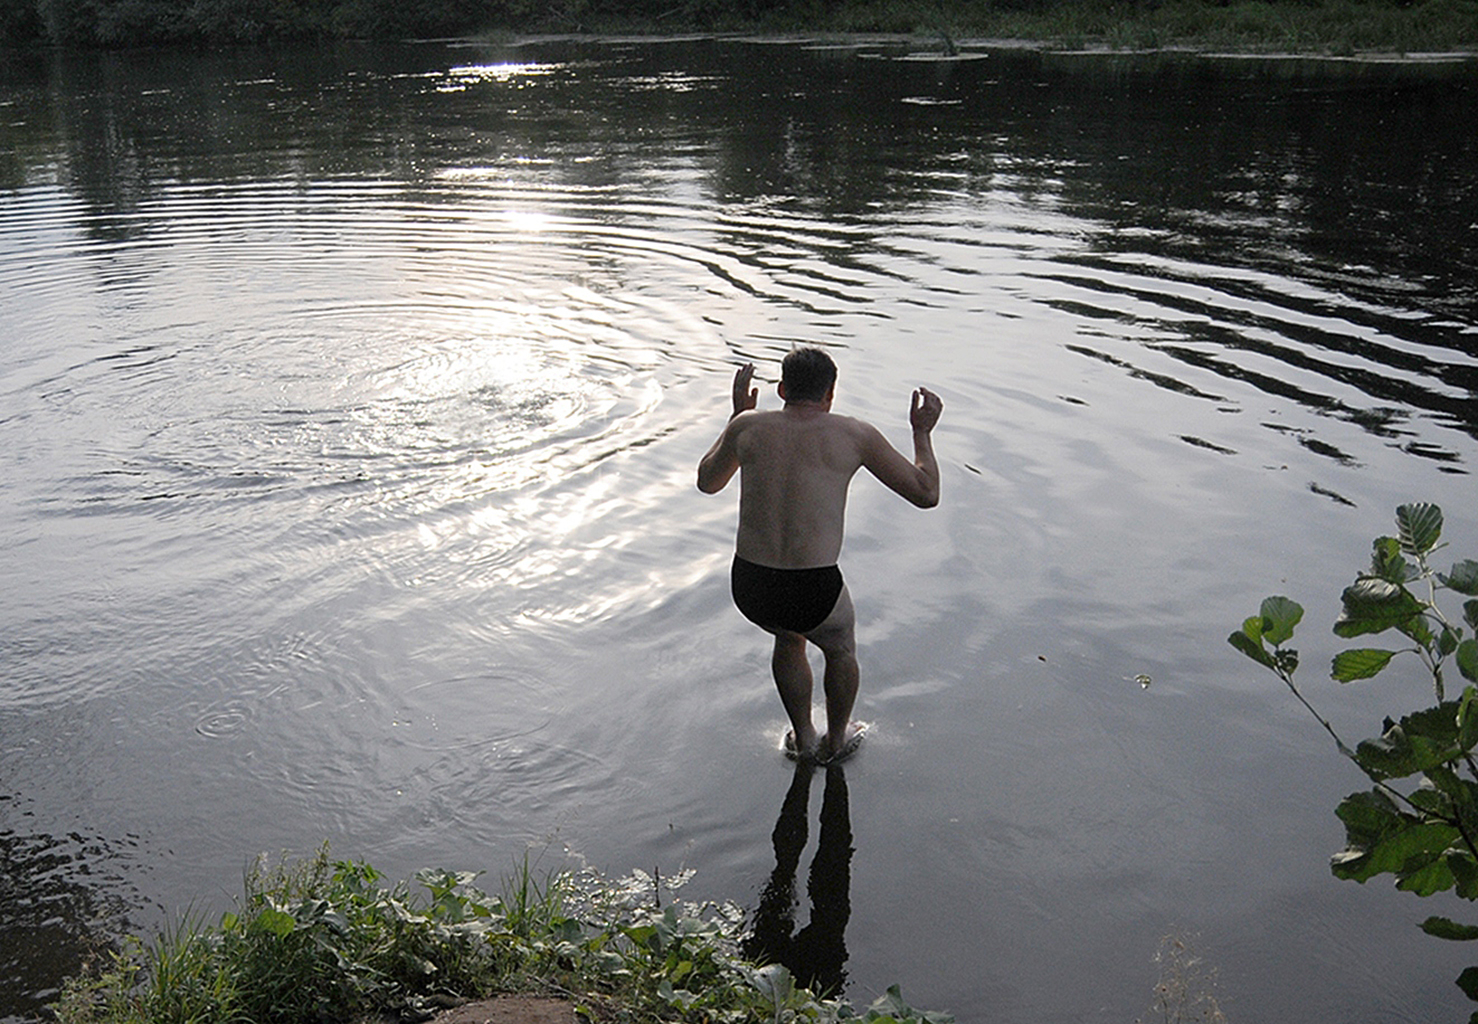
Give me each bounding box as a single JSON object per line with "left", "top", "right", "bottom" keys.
{"left": 439, "top": 63, "right": 558, "bottom": 92}
{"left": 500, "top": 208, "right": 554, "bottom": 233}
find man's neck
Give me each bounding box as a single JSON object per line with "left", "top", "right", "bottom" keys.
{"left": 783, "top": 399, "right": 831, "bottom": 414}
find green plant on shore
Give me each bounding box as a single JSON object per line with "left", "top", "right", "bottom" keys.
{"left": 1230, "top": 502, "right": 1478, "bottom": 1017}
{"left": 53, "top": 844, "right": 953, "bottom": 1024}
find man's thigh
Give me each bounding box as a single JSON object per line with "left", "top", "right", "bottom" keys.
{"left": 804, "top": 584, "right": 856, "bottom": 654}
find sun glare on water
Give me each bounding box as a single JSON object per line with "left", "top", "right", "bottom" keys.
{"left": 439, "top": 63, "right": 559, "bottom": 92}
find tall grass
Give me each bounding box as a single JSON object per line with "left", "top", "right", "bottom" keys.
{"left": 53, "top": 845, "right": 953, "bottom": 1024}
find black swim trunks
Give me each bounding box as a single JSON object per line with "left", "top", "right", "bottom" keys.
{"left": 730, "top": 555, "right": 845, "bottom": 634}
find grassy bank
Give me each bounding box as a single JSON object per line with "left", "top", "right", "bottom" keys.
{"left": 3, "top": 0, "right": 1477, "bottom": 53}
{"left": 53, "top": 846, "right": 952, "bottom": 1024}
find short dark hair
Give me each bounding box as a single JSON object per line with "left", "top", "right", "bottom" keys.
{"left": 781, "top": 347, "right": 837, "bottom": 403}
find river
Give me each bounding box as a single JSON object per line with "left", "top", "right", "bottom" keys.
{"left": 2, "top": 35, "right": 1476, "bottom": 1022}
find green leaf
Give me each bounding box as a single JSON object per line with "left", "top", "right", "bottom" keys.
{"left": 1275, "top": 647, "right": 1300, "bottom": 675}
{"left": 749, "top": 964, "right": 796, "bottom": 1007}
{"left": 1332, "top": 648, "right": 1398, "bottom": 682}
{"left": 1332, "top": 813, "right": 1460, "bottom": 887}
{"left": 1466, "top": 600, "right": 1478, "bottom": 633}
{"left": 1370, "top": 536, "right": 1413, "bottom": 583}
{"left": 1335, "top": 787, "right": 1404, "bottom": 836}
{"left": 1459, "top": 966, "right": 1478, "bottom": 1002}
{"left": 1228, "top": 628, "right": 1274, "bottom": 669}
{"left": 1400, "top": 613, "right": 1436, "bottom": 649}
{"left": 862, "top": 985, "right": 956, "bottom": 1024}
{"left": 1409, "top": 786, "right": 1453, "bottom": 816}
{"left": 1335, "top": 578, "right": 1425, "bottom": 639}
{"left": 1422, "top": 917, "right": 1478, "bottom": 941}
{"left": 253, "top": 907, "right": 296, "bottom": 938}
{"left": 1460, "top": 640, "right": 1478, "bottom": 685}
{"left": 1260, "top": 596, "right": 1303, "bottom": 645}
{"left": 1443, "top": 560, "right": 1478, "bottom": 597}
{"left": 1444, "top": 628, "right": 1464, "bottom": 657}
{"left": 1398, "top": 854, "right": 1457, "bottom": 896}
{"left": 622, "top": 924, "right": 658, "bottom": 952}
{"left": 1427, "top": 764, "right": 1478, "bottom": 807}
{"left": 1450, "top": 851, "right": 1478, "bottom": 900}
{"left": 1398, "top": 502, "right": 1444, "bottom": 556}
{"left": 867, "top": 985, "right": 911, "bottom": 1017}
{"left": 1241, "top": 615, "right": 1264, "bottom": 644}
{"left": 1461, "top": 688, "right": 1478, "bottom": 751}
{"left": 1352, "top": 703, "right": 1464, "bottom": 779}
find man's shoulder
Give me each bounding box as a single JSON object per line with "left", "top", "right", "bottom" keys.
{"left": 829, "top": 412, "right": 884, "bottom": 441}
{"left": 728, "top": 408, "right": 783, "bottom": 432}
{"left": 727, "top": 409, "right": 787, "bottom": 450}
{"left": 832, "top": 411, "right": 875, "bottom": 429}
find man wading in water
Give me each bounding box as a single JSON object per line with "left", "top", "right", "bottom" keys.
{"left": 697, "top": 347, "right": 943, "bottom": 763}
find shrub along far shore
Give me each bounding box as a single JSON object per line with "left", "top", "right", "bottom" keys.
{"left": 3, "top": 0, "right": 1478, "bottom": 54}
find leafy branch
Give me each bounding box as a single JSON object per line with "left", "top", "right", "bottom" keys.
{"left": 1229, "top": 503, "right": 1478, "bottom": 1016}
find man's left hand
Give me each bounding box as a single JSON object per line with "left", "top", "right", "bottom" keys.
{"left": 732, "top": 362, "right": 759, "bottom": 417}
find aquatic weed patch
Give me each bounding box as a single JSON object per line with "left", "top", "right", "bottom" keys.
{"left": 53, "top": 846, "right": 953, "bottom": 1024}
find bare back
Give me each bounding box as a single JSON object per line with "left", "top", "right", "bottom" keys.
{"left": 696, "top": 366, "right": 941, "bottom": 571}
{"left": 730, "top": 407, "right": 870, "bottom": 569}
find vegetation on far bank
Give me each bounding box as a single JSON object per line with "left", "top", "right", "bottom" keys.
{"left": 2, "top": 0, "right": 1477, "bottom": 54}
{"left": 53, "top": 846, "right": 953, "bottom": 1024}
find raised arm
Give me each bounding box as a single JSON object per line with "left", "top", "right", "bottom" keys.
{"left": 860, "top": 387, "right": 942, "bottom": 508}
{"left": 696, "top": 363, "right": 759, "bottom": 494}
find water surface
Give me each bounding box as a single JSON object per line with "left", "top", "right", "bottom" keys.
{"left": 2, "top": 37, "right": 1477, "bottom": 1022}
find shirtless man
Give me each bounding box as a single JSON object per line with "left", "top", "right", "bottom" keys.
{"left": 697, "top": 347, "right": 943, "bottom": 763}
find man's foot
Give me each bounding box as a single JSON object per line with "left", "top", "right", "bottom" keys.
{"left": 785, "top": 722, "right": 866, "bottom": 764}
{"left": 817, "top": 721, "right": 867, "bottom": 764}
{"left": 782, "top": 727, "right": 822, "bottom": 762}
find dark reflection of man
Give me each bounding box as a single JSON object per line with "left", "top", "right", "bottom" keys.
{"left": 743, "top": 761, "right": 853, "bottom": 997}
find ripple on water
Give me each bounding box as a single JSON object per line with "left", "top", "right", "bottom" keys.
{"left": 173, "top": 634, "right": 332, "bottom": 739}
{"left": 394, "top": 671, "right": 562, "bottom": 753}
{"left": 408, "top": 735, "right": 616, "bottom": 842}
{"left": 194, "top": 702, "right": 252, "bottom": 738}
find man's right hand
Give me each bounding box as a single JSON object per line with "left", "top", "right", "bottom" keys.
{"left": 732, "top": 362, "right": 759, "bottom": 417}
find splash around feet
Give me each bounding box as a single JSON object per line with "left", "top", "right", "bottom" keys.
{"left": 783, "top": 721, "right": 868, "bottom": 764}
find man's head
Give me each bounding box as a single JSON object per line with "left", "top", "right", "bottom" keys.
{"left": 780, "top": 346, "right": 837, "bottom": 404}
